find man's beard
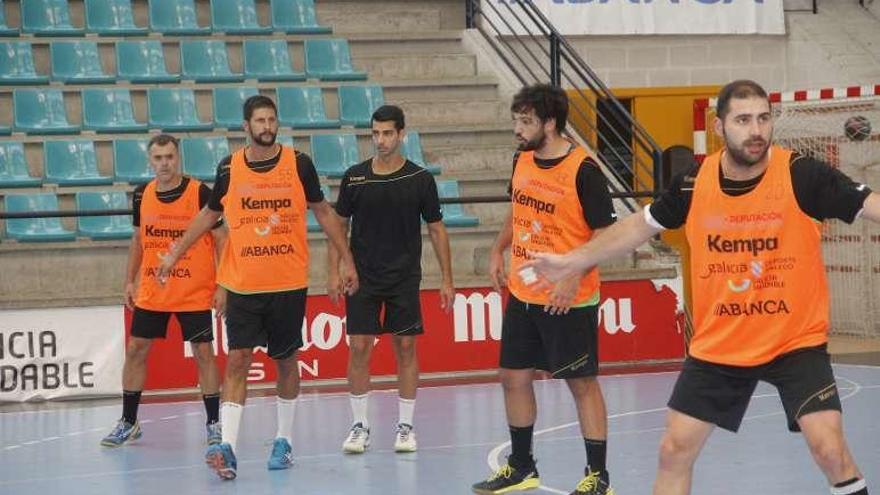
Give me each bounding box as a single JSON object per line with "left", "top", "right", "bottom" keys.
{"left": 251, "top": 131, "right": 277, "bottom": 146}
{"left": 517, "top": 131, "right": 546, "bottom": 152}
{"left": 724, "top": 131, "right": 770, "bottom": 168}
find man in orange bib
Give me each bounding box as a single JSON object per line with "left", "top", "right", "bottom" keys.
{"left": 472, "top": 84, "right": 617, "bottom": 495}
{"left": 101, "top": 134, "right": 226, "bottom": 448}
{"left": 524, "top": 80, "right": 873, "bottom": 495}
{"left": 159, "top": 96, "right": 358, "bottom": 481}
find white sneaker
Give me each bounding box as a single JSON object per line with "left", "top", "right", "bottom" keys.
{"left": 394, "top": 423, "right": 417, "bottom": 453}
{"left": 342, "top": 422, "right": 370, "bottom": 454}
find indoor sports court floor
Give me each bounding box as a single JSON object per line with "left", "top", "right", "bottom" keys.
{"left": 1, "top": 363, "right": 878, "bottom": 495}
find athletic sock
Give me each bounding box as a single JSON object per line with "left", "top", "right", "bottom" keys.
{"left": 220, "top": 402, "right": 243, "bottom": 451}
{"left": 398, "top": 397, "right": 415, "bottom": 426}
{"left": 832, "top": 477, "right": 868, "bottom": 495}
{"left": 509, "top": 424, "right": 535, "bottom": 469}
{"left": 275, "top": 397, "right": 297, "bottom": 444}
{"left": 350, "top": 393, "right": 369, "bottom": 428}
{"left": 585, "top": 438, "right": 609, "bottom": 482}
{"left": 122, "top": 390, "right": 142, "bottom": 424}
{"left": 203, "top": 393, "right": 220, "bottom": 424}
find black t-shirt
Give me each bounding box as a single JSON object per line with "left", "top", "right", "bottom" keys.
{"left": 508, "top": 151, "right": 617, "bottom": 230}
{"left": 648, "top": 153, "right": 872, "bottom": 229}
{"left": 132, "top": 176, "right": 219, "bottom": 228}
{"left": 335, "top": 159, "right": 443, "bottom": 289}
{"left": 207, "top": 147, "right": 324, "bottom": 212}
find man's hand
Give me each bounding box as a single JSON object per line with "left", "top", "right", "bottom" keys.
{"left": 340, "top": 256, "right": 359, "bottom": 296}
{"left": 124, "top": 282, "right": 137, "bottom": 309}
{"left": 489, "top": 249, "right": 507, "bottom": 292}
{"left": 545, "top": 274, "right": 580, "bottom": 315}
{"left": 439, "top": 279, "right": 455, "bottom": 313}
{"left": 213, "top": 286, "right": 227, "bottom": 318}
{"left": 327, "top": 272, "right": 345, "bottom": 305}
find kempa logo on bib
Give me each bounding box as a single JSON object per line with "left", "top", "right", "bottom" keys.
{"left": 707, "top": 235, "right": 779, "bottom": 256}
{"left": 512, "top": 188, "right": 556, "bottom": 215}
{"left": 241, "top": 197, "right": 291, "bottom": 211}
{"left": 145, "top": 225, "right": 185, "bottom": 239}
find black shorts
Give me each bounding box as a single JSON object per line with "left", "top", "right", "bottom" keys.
{"left": 499, "top": 295, "right": 599, "bottom": 379}
{"left": 130, "top": 307, "right": 213, "bottom": 343}
{"left": 345, "top": 282, "right": 423, "bottom": 336}
{"left": 225, "top": 288, "right": 306, "bottom": 360}
{"left": 668, "top": 344, "right": 841, "bottom": 433}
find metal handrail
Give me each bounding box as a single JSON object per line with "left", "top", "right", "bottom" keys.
{"left": 466, "top": 0, "right": 665, "bottom": 211}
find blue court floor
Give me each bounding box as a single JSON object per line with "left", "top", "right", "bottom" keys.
{"left": 1, "top": 364, "right": 878, "bottom": 495}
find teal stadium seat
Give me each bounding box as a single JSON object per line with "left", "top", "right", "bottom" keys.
{"left": 211, "top": 0, "right": 271, "bottom": 34}
{"left": 84, "top": 0, "right": 148, "bottom": 35}
{"left": 338, "top": 85, "right": 385, "bottom": 128}
{"left": 0, "top": 42, "right": 49, "bottom": 85}
{"left": 82, "top": 88, "right": 147, "bottom": 133}
{"left": 148, "top": 0, "right": 210, "bottom": 35}
{"left": 306, "top": 184, "right": 331, "bottom": 232}
{"left": 22, "top": 0, "right": 84, "bottom": 36}
{"left": 401, "top": 131, "right": 441, "bottom": 174}
{"left": 147, "top": 88, "right": 212, "bottom": 132}
{"left": 0, "top": 141, "right": 41, "bottom": 188}
{"left": 43, "top": 140, "right": 112, "bottom": 186}
{"left": 113, "top": 139, "right": 153, "bottom": 184}
{"left": 4, "top": 193, "right": 76, "bottom": 242}
{"left": 75, "top": 191, "right": 134, "bottom": 240}
{"left": 0, "top": 125, "right": 10, "bottom": 135}
{"left": 213, "top": 87, "right": 258, "bottom": 130}
{"left": 13, "top": 89, "right": 80, "bottom": 135}
{"left": 116, "top": 40, "right": 180, "bottom": 83}
{"left": 0, "top": 1, "right": 19, "bottom": 36}
{"left": 50, "top": 41, "right": 115, "bottom": 84}
{"left": 310, "top": 134, "right": 359, "bottom": 178}
{"left": 181, "top": 137, "right": 229, "bottom": 181}
{"left": 276, "top": 135, "right": 296, "bottom": 148}
{"left": 271, "top": 0, "right": 331, "bottom": 34}
{"left": 304, "top": 39, "right": 366, "bottom": 81}
{"left": 243, "top": 40, "right": 305, "bottom": 82}
{"left": 436, "top": 180, "right": 479, "bottom": 227}
{"left": 277, "top": 86, "right": 339, "bottom": 129}
{"left": 180, "top": 40, "right": 244, "bottom": 83}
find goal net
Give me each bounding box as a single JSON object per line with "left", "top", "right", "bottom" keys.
{"left": 697, "top": 88, "right": 880, "bottom": 338}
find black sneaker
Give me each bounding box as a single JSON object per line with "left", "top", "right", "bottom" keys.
{"left": 570, "top": 470, "right": 614, "bottom": 495}
{"left": 472, "top": 459, "right": 540, "bottom": 494}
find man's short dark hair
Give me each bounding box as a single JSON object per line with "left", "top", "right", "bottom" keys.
{"left": 371, "top": 105, "right": 406, "bottom": 131}
{"left": 510, "top": 84, "right": 568, "bottom": 133}
{"left": 243, "top": 95, "right": 278, "bottom": 121}
{"left": 147, "top": 133, "right": 178, "bottom": 151}
{"left": 716, "top": 80, "right": 769, "bottom": 120}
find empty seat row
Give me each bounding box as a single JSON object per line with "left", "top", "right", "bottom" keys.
{"left": 8, "top": 85, "right": 384, "bottom": 135}
{"left": 3, "top": 178, "right": 476, "bottom": 243}
{"left": 4, "top": 0, "right": 329, "bottom": 37}
{"left": 4, "top": 191, "right": 131, "bottom": 242}
{"left": 0, "top": 132, "right": 439, "bottom": 188}
{"left": 0, "top": 39, "right": 365, "bottom": 85}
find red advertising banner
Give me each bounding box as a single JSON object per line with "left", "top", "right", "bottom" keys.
{"left": 129, "top": 280, "right": 684, "bottom": 391}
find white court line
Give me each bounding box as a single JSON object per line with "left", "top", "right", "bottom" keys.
{"left": 486, "top": 374, "right": 868, "bottom": 495}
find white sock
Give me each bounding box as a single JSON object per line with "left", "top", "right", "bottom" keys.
{"left": 275, "top": 397, "right": 297, "bottom": 444}
{"left": 350, "top": 393, "right": 369, "bottom": 428}
{"left": 398, "top": 397, "right": 415, "bottom": 427}
{"left": 220, "top": 402, "right": 243, "bottom": 451}
{"left": 831, "top": 478, "right": 867, "bottom": 495}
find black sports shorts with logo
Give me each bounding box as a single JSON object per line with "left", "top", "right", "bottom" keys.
{"left": 131, "top": 307, "right": 214, "bottom": 342}
{"left": 499, "top": 294, "right": 599, "bottom": 379}
{"left": 668, "top": 344, "right": 841, "bottom": 432}
{"left": 345, "top": 280, "right": 423, "bottom": 336}
{"left": 224, "top": 288, "right": 306, "bottom": 360}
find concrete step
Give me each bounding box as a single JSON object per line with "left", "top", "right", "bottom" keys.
{"left": 357, "top": 53, "right": 478, "bottom": 81}
{"left": 397, "top": 99, "right": 509, "bottom": 127}
{"left": 318, "top": 0, "right": 466, "bottom": 33}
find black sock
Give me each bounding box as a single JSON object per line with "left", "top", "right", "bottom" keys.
{"left": 203, "top": 393, "right": 220, "bottom": 424}
{"left": 122, "top": 390, "right": 142, "bottom": 424}
{"left": 509, "top": 425, "right": 535, "bottom": 469}
{"left": 584, "top": 438, "right": 608, "bottom": 480}
{"left": 833, "top": 477, "right": 868, "bottom": 495}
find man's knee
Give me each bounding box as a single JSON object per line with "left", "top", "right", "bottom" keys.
{"left": 226, "top": 349, "right": 253, "bottom": 376}
{"left": 657, "top": 431, "right": 700, "bottom": 470}
{"left": 125, "top": 338, "right": 152, "bottom": 361}
{"left": 500, "top": 368, "right": 533, "bottom": 392}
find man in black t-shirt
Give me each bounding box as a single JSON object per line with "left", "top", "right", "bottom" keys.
{"left": 329, "top": 105, "right": 454, "bottom": 455}
{"left": 524, "top": 80, "right": 874, "bottom": 495}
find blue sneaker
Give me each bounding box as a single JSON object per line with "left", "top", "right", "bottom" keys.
{"left": 206, "top": 442, "right": 237, "bottom": 480}
{"left": 267, "top": 438, "right": 293, "bottom": 470}
{"left": 206, "top": 421, "right": 222, "bottom": 446}
{"left": 100, "top": 419, "right": 142, "bottom": 447}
